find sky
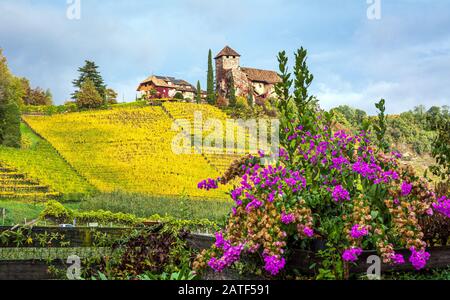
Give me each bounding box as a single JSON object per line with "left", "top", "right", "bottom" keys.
{"left": 0, "top": 0, "right": 449, "bottom": 114}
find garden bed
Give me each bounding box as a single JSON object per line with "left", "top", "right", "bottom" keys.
{"left": 187, "top": 234, "right": 450, "bottom": 275}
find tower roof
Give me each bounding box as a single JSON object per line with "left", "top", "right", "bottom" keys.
{"left": 214, "top": 46, "right": 241, "bottom": 59}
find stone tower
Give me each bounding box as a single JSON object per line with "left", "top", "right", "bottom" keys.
{"left": 214, "top": 46, "right": 241, "bottom": 96}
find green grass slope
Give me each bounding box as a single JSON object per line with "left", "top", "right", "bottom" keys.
{"left": 0, "top": 123, "right": 95, "bottom": 200}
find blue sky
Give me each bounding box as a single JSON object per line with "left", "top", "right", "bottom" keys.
{"left": 0, "top": 0, "right": 449, "bottom": 114}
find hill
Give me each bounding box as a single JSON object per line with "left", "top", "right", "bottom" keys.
{"left": 22, "top": 104, "right": 244, "bottom": 200}
{"left": 0, "top": 123, "right": 95, "bottom": 201}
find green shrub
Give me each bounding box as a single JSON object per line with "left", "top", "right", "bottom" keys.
{"left": 40, "top": 200, "right": 73, "bottom": 224}
{"left": 40, "top": 200, "right": 144, "bottom": 226}
{"left": 0, "top": 101, "right": 21, "bottom": 148}
{"left": 174, "top": 92, "right": 184, "bottom": 100}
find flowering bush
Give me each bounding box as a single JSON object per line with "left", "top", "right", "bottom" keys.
{"left": 193, "top": 48, "right": 449, "bottom": 278}
{"left": 194, "top": 123, "right": 446, "bottom": 277}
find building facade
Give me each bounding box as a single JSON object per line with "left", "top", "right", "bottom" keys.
{"left": 137, "top": 75, "right": 197, "bottom": 100}
{"left": 215, "top": 46, "right": 281, "bottom": 102}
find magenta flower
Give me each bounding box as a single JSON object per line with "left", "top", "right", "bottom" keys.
{"left": 332, "top": 185, "right": 351, "bottom": 202}
{"left": 401, "top": 182, "right": 413, "bottom": 196}
{"left": 350, "top": 224, "right": 369, "bottom": 239}
{"left": 198, "top": 178, "right": 219, "bottom": 190}
{"left": 281, "top": 212, "right": 295, "bottom": 225}
{"left": 264, "top": 255, "right": 286, "bottom": 276}
{"left": 392, "top": 254, "right": 405, "bottom": 265}
{"left": 432, "top": 196, "right": 450, "bottom": 218}
{"left": 342, "top": 248, "right": 363, "bottom": 262}
{"left": 303, "top": 227, "right": 314, "bottom": 238}
{"left": 409, "top": 247, "right": 430, "bottom": 270}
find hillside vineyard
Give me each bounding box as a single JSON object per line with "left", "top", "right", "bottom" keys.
{"left": 21, "top": 104, "right": 255, "bottom": 200}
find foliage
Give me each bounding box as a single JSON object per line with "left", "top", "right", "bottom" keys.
{"left": 79, "top": 191, "right": 232, "bottom": 222}
{"left": 207, "top": 49, "right": 216, "bottom": 105}
{"left": 0, "top": 123, "right": 95, "bottom": 198}
{"left": 105, "top": 88, "right": 118, "bottom": 105}
{"left": 228, "top": 75, "right": 237, "bottom": 107}
{"left": 0, "top": 50, "right": 24, "bottom": 148}
{"left": 427, "top": 111, "right": 450, "bottom": 181}
{"left": 137, "top": 267, "right": 198, "bottom": 280}
{"left": 0, "top": 101, "right": 21, "bottom": 148}
{"left": 374, "top": 99, "right": 390, "bottom": 153}
{"left": 235, "top": 96, "right": 249, "bottom": 109}
{"left": 40, "top": 200, "right": 144, "bottom": 226}
{"left": 21, "top": 79, "right": 53, "bottom": 106}
{"left": 75, "top": 79, "right": 105, "bottom": 109}
{"left": 72, "top": 60, "right": 106, "bottom": 100}
{"left": 196, "top": 81, "right": 202, "bottom": 104}
{"left": 80, "top": 222, "right": 199, "bottom": 280}
{"left": 174, "top": 92, "right": 184, "bottom": 100}
{"left": 194, "top": 47, "right": 449, "bottom": 279}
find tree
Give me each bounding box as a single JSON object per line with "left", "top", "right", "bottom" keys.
{"left": 196, "top": 81, "right": 202, "bottom": 104}
{"left": 206, "top": 49, "right": 216, "bottom": 105}
{"left": 72, "top": 60, "right": 106, "bottom": 100}
{"left": 427, "top": 108, "right": 450, "bottom": 181}
{"left": 174, "top": 92, "right": 184, "bottom": 100}
{"left": 45, "top": 89, "right": 53, "bottom": 105}
{"left": 23, "top": 85, "right": 53, "bottom": 106}
{"left": 374, "top": 99, "right": 389, "bottom": 153}
{"left": 75, "top": 79, "right": 104, "bottom": 109}
{"left": 0, "top": 49, "right": 23, "bottom": 148}
{"left": 0, "top": 101, "right": 21, "bottom": 148}
{"left": 105, "top": 88, "right": 118, "bottom": 104}
{"left": 228, "top": 75, "right": 237, "bottom": 107}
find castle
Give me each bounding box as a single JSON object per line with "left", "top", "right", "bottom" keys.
{"left": 215, "top": 46, "right": 281, "bottom": 102}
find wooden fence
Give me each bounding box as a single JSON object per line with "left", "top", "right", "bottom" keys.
{"left": 1, "top": 226, "right": 450, "bottom": 280}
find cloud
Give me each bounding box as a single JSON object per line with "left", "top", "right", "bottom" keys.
{"left": 0, "top": 0, "right": 449, "bottom": 113}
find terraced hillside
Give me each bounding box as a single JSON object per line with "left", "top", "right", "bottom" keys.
{"left": 0, "top": 124, "right": 95, "bottom": 200}
{"left": 23, "top": 106, "right": 232, "bottom": 199}
{"left": 0, "top": 163, "right": 60, "bottom": 201}
{"left": 162, "top": 103, "right": 258, "bottom": 173}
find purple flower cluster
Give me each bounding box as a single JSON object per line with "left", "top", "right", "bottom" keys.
{"left": 409, "top": 247, "right": 430, "bottom": 270}
{"left": 432, "top": 196, "right": 450, "bottom": 218}
{"left": 350, "top": 224, "right": 369, "bottom": 239}
{"left": 198, "top": 178, "right": 219, "bottom": 191}
{"left": 332, "top": 185, "right": 350, "bottom": 202}
{"left": 351, "top": 160, "right": 399, "bottom": 184}
{"left": 330, "top": 156, "right": 349, "bottom": 171}
{"left": 263, "top": 255, "right": 286, "bottom": 276}
{"left": 303, "top": 227, "right": 314, "bottom": 238}
{"left": 208, "top": 233, "right": 245, "bottom": 272}
{"left": 342, "top": 248, "right": 363, "bottom": 262}
{"left": 245, "top": 193, "right": 263, "bottom": 212}
{"left": 281, "top": 212, "right": 296, "bottom": 224}
{"left": 401, "top": 182, "right": 413, "bottom": 196}
{"left": 392, "top": 254, "right": 405, "bottom": 265}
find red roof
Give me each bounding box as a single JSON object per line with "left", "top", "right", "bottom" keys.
{"left": 214, "top": 46, "right": 241, "bottom": 59}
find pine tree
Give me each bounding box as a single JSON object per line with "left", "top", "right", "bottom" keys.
{"left": 206, "top": 49, "right": 216, "bottom": 105}
{"left": 75, "top": 79, "right": 104, "bottom": 109}
{"left": 196, "top": 81, "right": 202, "bottom": 104}
{"left": 228, "top": 76, "right": 237, "bottom": 107}
{"left": 72, "top": 60, "right": 106, "bottom": 100}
